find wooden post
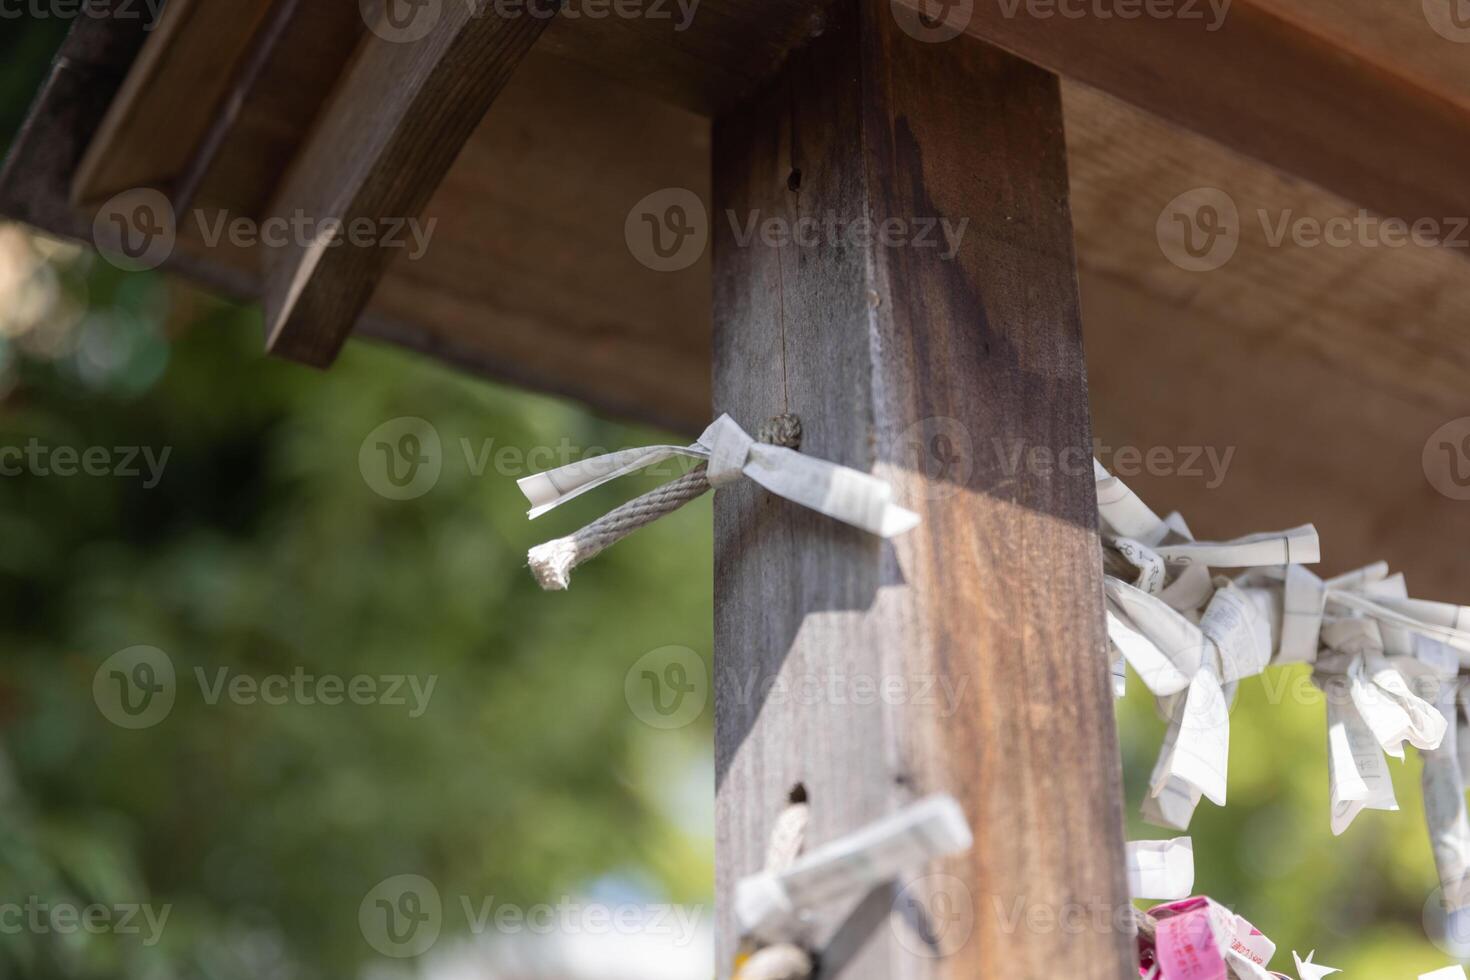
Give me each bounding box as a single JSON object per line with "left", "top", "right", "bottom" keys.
{"left": 712, "top": 3, "right": 1134, "bottom": 977}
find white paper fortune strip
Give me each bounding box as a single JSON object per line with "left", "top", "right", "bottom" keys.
{"left": 520, "top": 415, "right": 920, "bottom": 589}
{"left": 734, "top": 794, "right": 972, "bottom": 943}
{"left": 1096, "top": 461, "right": 1469, "bottom": 912}
{"left": 1127, "top": 837, "right": 1196, "bottom": 900}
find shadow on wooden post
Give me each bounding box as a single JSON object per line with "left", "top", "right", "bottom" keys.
{"left": 712, "top": 2, "right": 1135, "bottom": 976}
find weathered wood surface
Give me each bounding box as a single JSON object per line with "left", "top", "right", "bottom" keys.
{"left": 260, "top": 0, "right": 551, "bottom": 365}
{"left": 5, "top": 0, "right": 1468, "bottom": 597}
{"left": 892, "top": 0, "right": 1470, "bottom": 240}
{"left": 0, "top": 0, "right": 154, "bottom": 238}
{"left": 712, "top": 5, "right": 1133, "bottom": 977}
{"left": 68, "top": 0, "right": 278, "bottom": 207}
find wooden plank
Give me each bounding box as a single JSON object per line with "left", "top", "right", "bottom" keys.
{"left": 712, "top": 5, "right": 1132, "bottom": 977}
{"left": 259, "top": 0, "right": 552, "bottom": 366}
{"left": 1065, "top": 83, "right": 1470, "bottom": 602}
{"left": 893, "top": 0, "right": 1470, "bottom": 239}
{"left": 1252, "top": 0, "right": 1470, "bottom": 115}
{"left": 0, "top": 2, "right": 154, "bottom": 238}
{"left": 178, "top": 0, "right": 364, "bottom": 216}
{"left": 69, "top": 0, "right": 278, "bottom": 206}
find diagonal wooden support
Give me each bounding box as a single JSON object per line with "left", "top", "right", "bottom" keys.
{"left": 712, "top": 3, "right": 1134, "bottom": 976}
{"left": 261, "top": 0, "right": 550, "bottom": 366}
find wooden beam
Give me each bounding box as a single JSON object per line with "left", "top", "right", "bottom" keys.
{"left": 712, "top": 5, "right": 1133, "bottom": 977}
{"left": 260, "top": 0, "right": 551, "bottom": 366}
{"left": 68, "top": 0, "right": 279, "bottom": 207}
{"left": 0, "top": 2, "right": 154, "bottom": 238}
{"left": 894, "top": 0, "right": 1470, "bottom": 239}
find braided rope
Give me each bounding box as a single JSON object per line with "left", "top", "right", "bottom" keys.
{"left": 734, "top": 789, "right": 816, "bottom": 980}
{"left": 527, "top": 414, "right": 802, "bottom": 590}
{"left": 529, "top": 466, "right": 710, "bottom": 590}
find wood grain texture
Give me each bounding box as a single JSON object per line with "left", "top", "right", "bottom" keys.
{"left": 181, "top": 0, "right": 364, "bottom": 217}
{"left": 712, "top": 6, "right": 1133, "bottom": 977}
{"left": 69, "top": 0, "right": 278, "bottom": 207}
{"left": 892, "top": 0, "right": 1470, "bottom": 240}
{"left": 260, "top": 0, "right": 551, "bottom": 366}
{"left": 1066, "top": 83, "right": 1470, "bottom": 603}
{"left": 6, "top": 0, "right": 1467, "bottom": 601}
{"left": 1251, "top": 0, "right": 1470, "bottom": 115}
{"left": 0, "top": 1, "right": 154, "bottom": 237}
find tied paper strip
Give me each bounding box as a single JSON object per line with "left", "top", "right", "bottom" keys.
{"left": 1128, "top": 838, "right": 1196, "bottom": 900}
{"left": 1099, "top": 463, "right": 1470, "bottom": 917}
{"left": 519, "top": 415, "right": 919, "bottom": 590}
{"left": 734, "top": 794, "right": 972, "bottom": 945}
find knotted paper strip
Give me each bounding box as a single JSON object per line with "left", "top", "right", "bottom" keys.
{"left": 734, "top": 794, "right": 971, "bottom": 945}
{"left": 520, "top": 415, "right": 919, "bottom": 589}
{"left": 1098, "top": 462, "right": 1470, "bottom": 910}
{"left": 522, "top": 415, "right": 919, "bottom": 536}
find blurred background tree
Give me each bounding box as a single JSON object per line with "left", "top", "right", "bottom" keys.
{"left": 0, "top": 12, "right": 1460, "bottom": 980}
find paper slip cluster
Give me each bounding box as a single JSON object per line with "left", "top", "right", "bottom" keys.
{"left": 1098, "top": 461, "right": 1470, "bottom": 914}
{"left": 1138, "top": 896, "right": 1280, "bottom": 979}
{"left": 1136, "top": 895, "right": 1470, "bottom": 979}
{"left": 519, "top": 415, "right": 919, "bottom": 589}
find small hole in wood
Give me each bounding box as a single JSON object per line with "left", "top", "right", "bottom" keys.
{"left": 787, "top": 169, "right": 803, "bottom": 192}
{"left": 788, "top": 783, "right": 809, "bottom": 805}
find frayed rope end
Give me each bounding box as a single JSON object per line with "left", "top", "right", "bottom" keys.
{"left": 528, "top": 537, "right": 578, "bottom": 591}
{"left": 734, "top": 943, "right": 813, "bottom": 980}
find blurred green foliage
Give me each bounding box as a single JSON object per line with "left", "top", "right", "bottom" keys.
{"left": 0, "top": 242, "right": 715, "bottom": 978}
